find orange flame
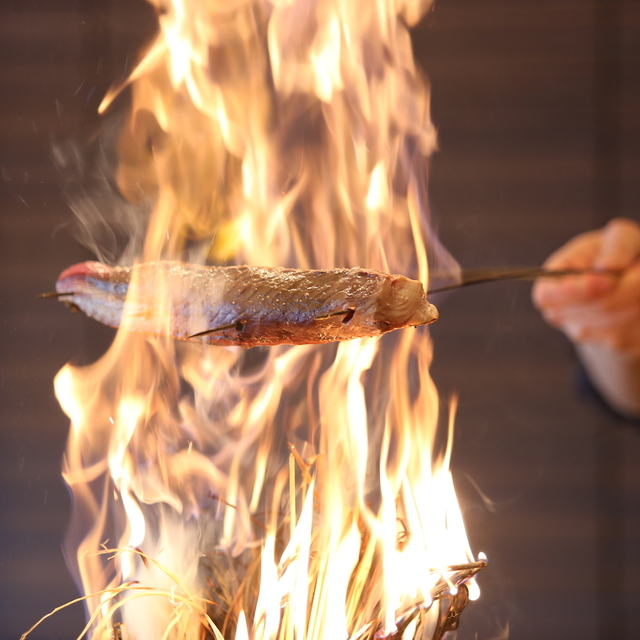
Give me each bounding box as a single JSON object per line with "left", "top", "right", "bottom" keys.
{"left": 54, "top": 1, "right": 480, "bottom": 639}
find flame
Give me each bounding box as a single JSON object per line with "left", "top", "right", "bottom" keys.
{"left": 53, "top": 1, "right": 482, "bottom": 639}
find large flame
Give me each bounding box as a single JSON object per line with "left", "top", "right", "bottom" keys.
{"left": 53, "top": 1, "right": 480, "bottom": 639}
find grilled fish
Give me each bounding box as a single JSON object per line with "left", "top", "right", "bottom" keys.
{"left": 55, "top": 261, "right": 438, "bottom": 347}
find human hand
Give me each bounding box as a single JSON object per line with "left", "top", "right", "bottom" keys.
{"left": 532, "top": 218, "right": 640, "bottom": 355}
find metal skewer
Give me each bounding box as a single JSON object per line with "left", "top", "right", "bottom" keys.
{"left": 36, "top": 291, "right": 77, "bottom": 299}
{"left": 427, "top": 267, "right": 622, "bottom": 295}
{"left": 38, "top": 267, "right": 622, "bottom": 317}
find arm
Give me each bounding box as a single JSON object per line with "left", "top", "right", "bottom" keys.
{"left": 532, "top": 218, "right": 640, "bottom": 419}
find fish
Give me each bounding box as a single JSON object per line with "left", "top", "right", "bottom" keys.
{"left": 54, "top": 261, "right": 438, "bottom": 347}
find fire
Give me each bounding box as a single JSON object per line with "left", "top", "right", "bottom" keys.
{"left": 46, "top": 1, "right": 484, "bottom": 639}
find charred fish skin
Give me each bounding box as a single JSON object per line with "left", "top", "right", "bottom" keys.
{"left": 56, "top": 261, "right": 438, "bottom": 347}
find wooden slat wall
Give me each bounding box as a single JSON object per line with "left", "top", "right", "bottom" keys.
{"left": 0, "top": 2, "right": 155, "bottom": 638}
{"left": 418, "top": 2, "right": 640, "bottom": 638}
{"left": 0, "top": 1, "right": 638, "bottom": 639}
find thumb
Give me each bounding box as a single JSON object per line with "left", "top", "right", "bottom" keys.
{"left": 594, "top": 218, "right": 640, "bottom": 270}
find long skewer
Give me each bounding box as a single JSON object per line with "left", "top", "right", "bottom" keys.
{"left": 38, "top": 265, "right": 622, "bottom": 336}
{"left": 427, "top": 267, "right": 621, "bottom": 295}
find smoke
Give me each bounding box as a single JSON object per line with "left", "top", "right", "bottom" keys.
{"left": 52, "top": 114, "right": 153, "bottom": 267}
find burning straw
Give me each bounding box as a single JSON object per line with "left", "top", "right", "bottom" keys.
{"left": 37, "top": 0, "right": 486, "bottom": 639}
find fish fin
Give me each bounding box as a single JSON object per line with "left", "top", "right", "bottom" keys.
{"left": 315, "top": 308, "right": 355, "bottom": 324}
{"left": 189, "top": 321, "right": 244, "bottom": 339}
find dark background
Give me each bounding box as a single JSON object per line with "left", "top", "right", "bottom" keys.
{"left": 1, "top": 1, "right": 639, "bottom": 639}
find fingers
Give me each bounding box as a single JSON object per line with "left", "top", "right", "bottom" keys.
{"left": 533, "top": 219, "right": 640, "bottom": 311}
{"left": 542, "top": 298, "right": 635, "bottom": 334}
{"left": 558, "top": 308, "right": 640, "bottom": 353}
{"left": 534, "top": 229, "right": 615, "bottom": 308}
{"left": 532, "top": 271, "right": 617, "bottom": 309}
{"left": 536, "top": 260, "right": 640, "bottom": 352}
{"left": 542, "top": 219, "right": 640, "bottom": 271}
{"left": 542, "top": 230, "right": 603, "bottom": 270}
{"left": 534, "top": 218, "right": 640, "bottom": 355}
{"left": 539, "top": 261, "right": 640, "bottom": 318}
{"left": 594, "top": 218, "right": 640, "bottom": 270}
